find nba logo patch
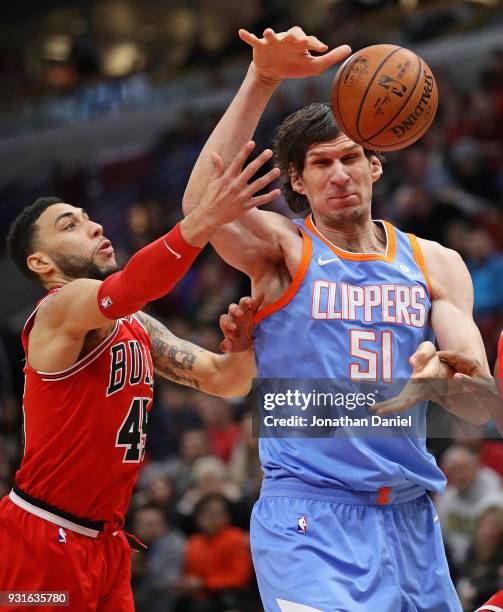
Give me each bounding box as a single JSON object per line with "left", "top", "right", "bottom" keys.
{"left": 297, "top": 516, "right": 308, "bottom": 534}
{"left": 58, "top": 527, "right": 67, "bottom": 544}
{"left": 101, "top": 296, "right": 113, "bottom": 309}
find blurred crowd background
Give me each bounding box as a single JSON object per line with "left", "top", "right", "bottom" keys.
{"left": 1, "top": 0, "right": 503, "bottom": 610}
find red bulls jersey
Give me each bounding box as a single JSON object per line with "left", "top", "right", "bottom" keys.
{"left": 15, "top": 287, "right": 154, "bottom": 526}
{"left": 477, "top": 589, "right": 503, "bottom": 611}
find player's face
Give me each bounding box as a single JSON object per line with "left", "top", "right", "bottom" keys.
{"left": 291, "top": 134, "right": 382, "bottom": 223}
{"left": 32, "top": 203, "right": 118, "bottom": 281}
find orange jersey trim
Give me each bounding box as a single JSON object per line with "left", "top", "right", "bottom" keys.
{"left": 304, "top": 215, "right": 397, "bottom": 263}
{"left": 407, "top": 234, "right": 432, "bottom": 297}
{"left": 377, "top": 486, "right": 391, "bottom": 505}
{"left": 254, "top": 227, "right": 313, "bottom": 325}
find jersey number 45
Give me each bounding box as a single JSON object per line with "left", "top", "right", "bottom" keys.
{"left": 116, "top": 397, "right": 150, "bottom": 462}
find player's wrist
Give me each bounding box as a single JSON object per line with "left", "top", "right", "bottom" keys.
{"left": 180, "top": 209, "right": 219, "bottom": 248}
{"left": 168, "top": 221, "right": 205, "bottom": 254}
{"left": 248, "top": 62, "right": 282, "bottom": 89}
{"left": 437, "top": 359, "right": 455, "bottom": 380}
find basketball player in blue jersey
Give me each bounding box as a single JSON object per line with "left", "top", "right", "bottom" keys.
{"left": 184, "top": 27, "right": 491, "bottom": 611}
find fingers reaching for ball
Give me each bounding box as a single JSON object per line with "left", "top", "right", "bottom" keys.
{"left": 240, "top": 26, "right": 351, "bottom": 82}
{"left": 219, "top": 294, "right": 265, "bottom": 353}
{"left": 200, "top": 141, "right": 281, "bottom": 229}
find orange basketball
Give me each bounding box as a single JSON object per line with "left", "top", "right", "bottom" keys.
{"left": 331, "top": 44, "right": 438, "bottom": 151}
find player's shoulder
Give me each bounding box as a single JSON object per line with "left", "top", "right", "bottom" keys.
{"left": 35, "top": 279, "right": 103, "bottom": 333}
{"left": 415, "top": 237, "right": 468, "bottom": 283}
{"left": 414, "top": 237, "right": 471, "bottom": 301}
{"left": 38, "top": 279, "right": 101, "bottom": 313}
{"left": 415, "top": 237, "right": 463, "bottom": 266}
{"left": 260, "top": 209, "right": 298, "bottom": 235}
{"left": 255, "top": 210, "right": 302, "bottom": 263}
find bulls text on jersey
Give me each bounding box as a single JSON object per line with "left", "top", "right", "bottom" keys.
{"left": 107, "top": 340, "right": 153, "bottom": 396}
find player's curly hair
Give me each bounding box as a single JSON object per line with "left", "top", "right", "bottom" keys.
{"left": 272, "top": 103, "right": 384, "bottom": 214}
{"left": 6, "top": 196, "right": 64, "bottom": 281}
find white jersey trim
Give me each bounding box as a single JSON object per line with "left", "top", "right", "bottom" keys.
{"left": 132, "top": 313, "right": 148, "bottom": 335}
{"left": 9, "top": 489, "right": 99, "bottom": 538}
{"left": 24, "top": 288, "right": 121, "bottom": 381}
{"left": 276, "top": 599, "right": 323, "bottom": 612}
{"left": 22, "top": 290, "right": 59, "bottom": 336}
{"left": 476, "top": 606, "right": 503, "bottom": 612}
{"left": 36, "top": 321, "right": 119, "bottom": 380}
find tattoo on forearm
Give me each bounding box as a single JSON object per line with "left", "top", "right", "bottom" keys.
{"left": 167, "top": 345, "right": 197, "bottom": 371}
{"left": 137, "top": 312, "right": 204, "bottom": 389}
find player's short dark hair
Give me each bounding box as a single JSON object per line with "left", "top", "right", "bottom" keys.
{"left": 272, "top": 103, "right": 384, "bottom": 214}
{"left": 6, "top": 196, "right": 64, "bottom": 282}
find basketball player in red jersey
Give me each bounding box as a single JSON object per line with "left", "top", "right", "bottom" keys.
{"left": 477, "top": 589, "right": 503, "bottom": 611}
{"left": 0, "top": 142, "right": 279, "bottom": 611}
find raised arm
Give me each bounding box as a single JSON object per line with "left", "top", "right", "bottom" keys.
{"left": 36, "top": 142, "right": 279, "bottom": 335}
{"left": 182, "top": 27, "right": 351, "bottom": 275}
{"left": 136, "top": 312, "right": 255, "bottom": 398}
{"left": 28, "top": 144, "right": 279, "bottom": 373}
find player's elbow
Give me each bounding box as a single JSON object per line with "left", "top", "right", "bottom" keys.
{"left": 448, "top": 406, "right": 491, "bottom": 426}
{"left": 198, "top": 360, "right": 253, "bottom": 399}
{"left": 231, "top": 379, "right": 253, "bottom": 399}
{"left": 469, "top": 413, "right": 491, "bottom": 426}
{"left": 213, "top": 377, "right": 253, "bottom": 399}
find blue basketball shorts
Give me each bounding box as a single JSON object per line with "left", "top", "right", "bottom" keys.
{"left": 250, "top": 486, "right": 461, "bottom": 612}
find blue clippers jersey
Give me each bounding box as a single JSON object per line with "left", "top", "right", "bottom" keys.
{"left": 254, "top": 215, "right": 446, "bottom": 493}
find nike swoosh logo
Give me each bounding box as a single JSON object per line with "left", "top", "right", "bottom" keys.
{"left": 163, "top": 239, "right": 181, "bottom": 259}
{"left": 317, "top": 256, "right": 339, "bottom": 266}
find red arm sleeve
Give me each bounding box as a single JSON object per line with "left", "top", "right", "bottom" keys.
{"left": 97, "top": 222, "right": 201, "bottom": 319}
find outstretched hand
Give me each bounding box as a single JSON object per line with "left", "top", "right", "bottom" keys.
{"left": 435, "top": 350, "right": 503, "bottom": 430}
{"left": 219, "top": 294, "right": 265, "bottom": 353}
{"left": 437, "top": 350, "right": 499, "bottom": 396}
{"left": 240, "top": 27, "right": 351, "bottom": 83}
{"left": 181, "top": 141, "right": 280, "bottom": 247}
{"left": 371, "top": 342, "right": 452, "bottom": 416}
{"left": 194, "top": 140, "right": 281, "bottom": 230}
